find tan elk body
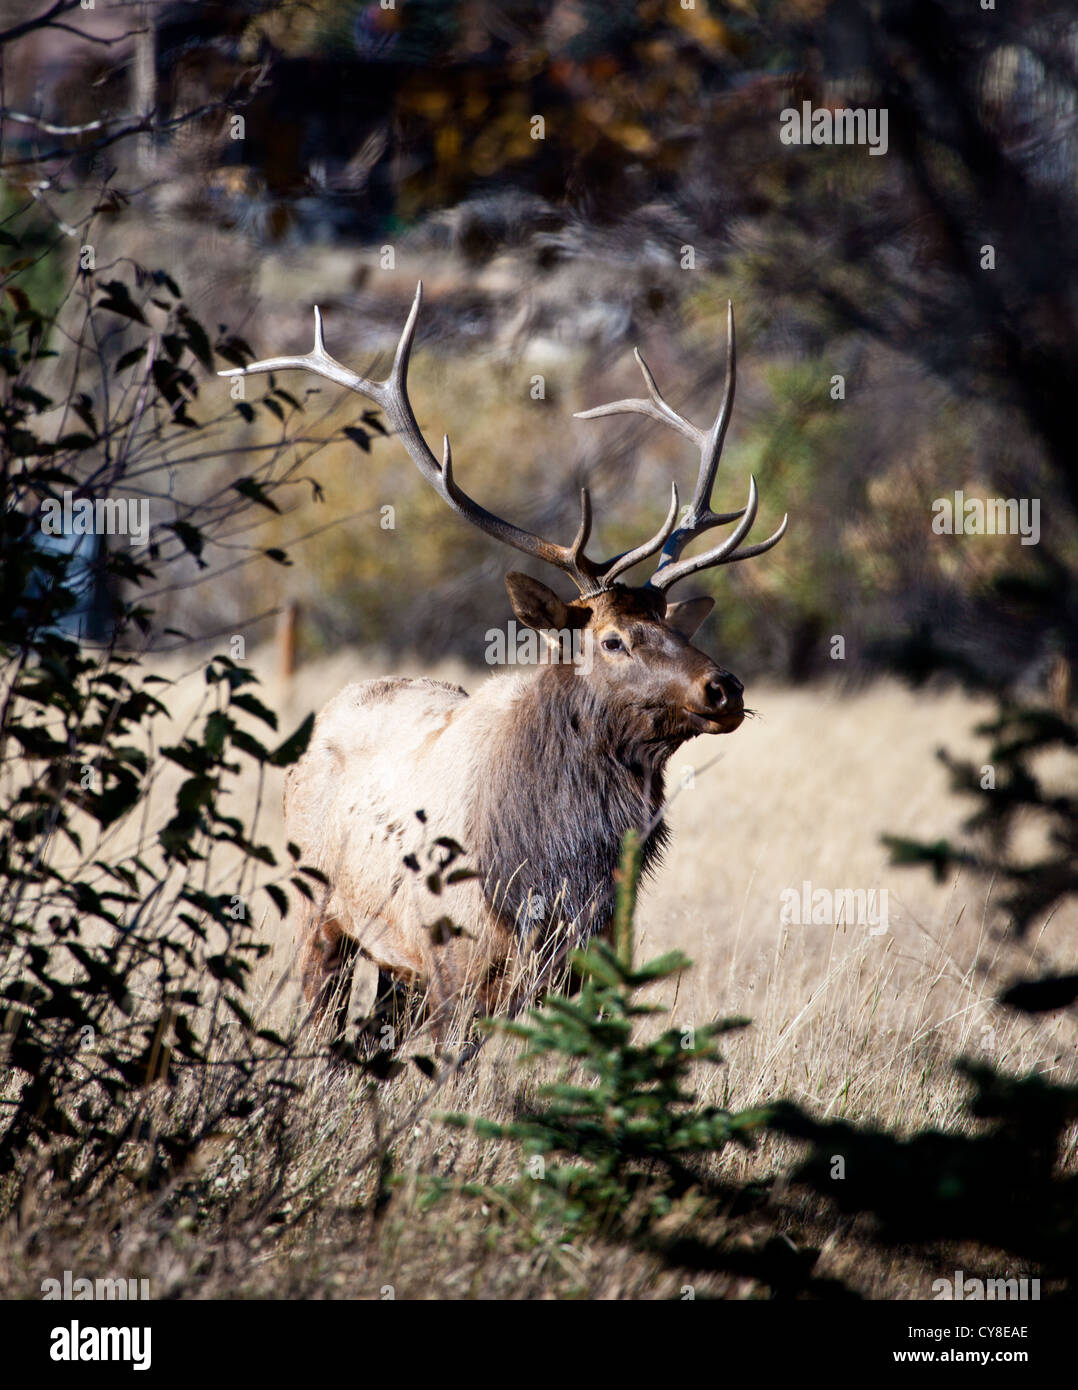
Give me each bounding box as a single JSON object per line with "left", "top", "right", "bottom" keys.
{"left": 221, "top": 285, "right": 787, "bottom": 1038}
{"left": 282, "top": 670, "right": 523, "bottom": 1018}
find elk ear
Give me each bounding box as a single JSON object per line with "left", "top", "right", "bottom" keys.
{"left": 664, "top": 595, "right": 714, "bottom": 639}
{"left": 505, "top": 572, "right": 571, "bottom": 631}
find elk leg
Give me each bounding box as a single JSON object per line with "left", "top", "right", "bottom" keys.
{"left": 422, "top": 951, "right": 468, "bottom": 1051}
{"left": 298, "top": 915, "right": 358, "bottom": 1037}
{"left": 420, "top": 920, "right": 517, "bottom": 1051}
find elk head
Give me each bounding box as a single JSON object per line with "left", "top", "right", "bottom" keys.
{"left": 503, "top": 575, "right": 745, "bottom": 748}
{"left": 219, "top": 283, "right": 787, "bottom": 752}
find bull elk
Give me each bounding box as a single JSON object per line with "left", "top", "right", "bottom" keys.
{"left": 220, "top": 284, "right": 787, "bottom": 1043}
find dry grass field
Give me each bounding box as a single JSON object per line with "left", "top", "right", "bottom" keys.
{"left": 4, "top": 642, "right": 1075, "bottom": 1300}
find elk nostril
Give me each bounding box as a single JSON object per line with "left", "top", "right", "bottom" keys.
{"left": 705, "top": 678, "right": 728, "bottom": 710}
{"left": 704, "top": 674, "right": 743, "bottom": 710}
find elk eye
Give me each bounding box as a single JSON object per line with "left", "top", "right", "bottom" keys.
{"left": 601, "top": 635, "right": 624, "bottom": 653}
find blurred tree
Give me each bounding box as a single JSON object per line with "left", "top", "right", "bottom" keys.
{"left": 11, "top": 0, "right": 1075, "bottom": 685}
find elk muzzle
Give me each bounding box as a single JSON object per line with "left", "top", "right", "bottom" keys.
{"left": 685, "top": 667, "right": 744, "bottom": 733}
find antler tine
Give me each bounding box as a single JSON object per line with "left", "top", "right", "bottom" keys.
{"left": 218, "top": 282, "right": 677, "bottom": 600}
{"left": 574, "top": 303, "right": 786, "bottom": 592}
{"left": 650, "top": 478, "right": 789, "bottom": 591}
{"left": 655, "top": 303, "right": 741, "bottom": 563}
{"left": 573, "top": 304, "right": 742, "bottom": 543}
{"left": 575, "top": 348, "right": 703, "bottom": 448}
{"left": 568, "top": 487, "right": 593, "bottom": 564}
{"left": 687, "top": 299, "right": 736, "bottom": 524}
{"left": 216, "top": 302, "right": 378, "bottom": 397}
{"left": 602, "top": 482, "right": 680, "bottom": 586}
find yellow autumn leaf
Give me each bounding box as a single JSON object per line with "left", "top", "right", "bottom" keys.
{"left": 606, "top": 121, "right": 655, "bottom": 155}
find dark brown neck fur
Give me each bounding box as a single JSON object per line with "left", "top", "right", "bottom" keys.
{"left": 473, "top": 665, "right": 674, "bottom": 939}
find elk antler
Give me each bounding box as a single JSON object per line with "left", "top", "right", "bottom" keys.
{"left": 574, "top": 303, "right": 787, "bottom": 592}
{"left": 218, "top": 282, "right": 681, "bottom": 599}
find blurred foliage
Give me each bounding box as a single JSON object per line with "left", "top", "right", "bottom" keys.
{"left": 886, "top": 704, "right": 1077, "bottom": 939}
{"left": 0, "top": 205, "right": 335, "bottom": 1205}
{"left": 0, "top": 186, "right": 66, "bottom": 331}
{"left": 15, "top": 0, "right": 1062, "bottom": 684}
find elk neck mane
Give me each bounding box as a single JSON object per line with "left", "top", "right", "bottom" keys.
{"left": 473, "top": 661, "right": 674, "bottom": 939}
